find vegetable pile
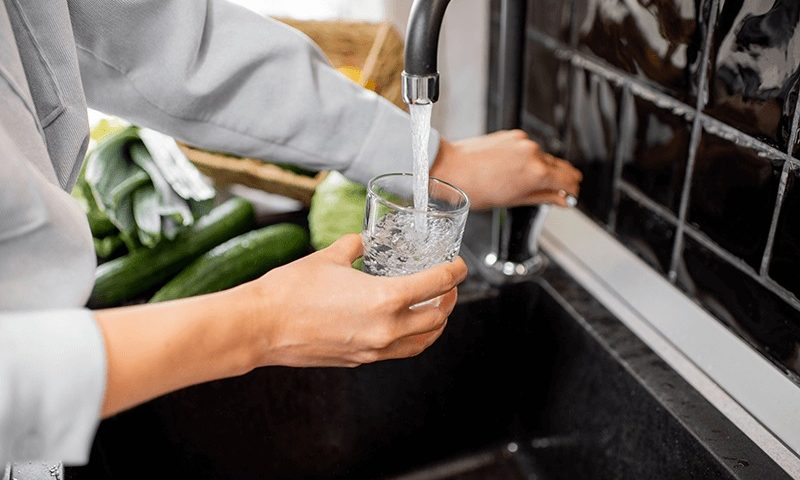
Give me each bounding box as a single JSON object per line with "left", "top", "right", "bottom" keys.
{"left": 73, "top": 126, "right": 216, "bottom": 257}
{"left": 75, "top": 124, "right": 310, "bottom": 307}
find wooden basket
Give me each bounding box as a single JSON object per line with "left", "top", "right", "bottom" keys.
{"left": 181, "top": 18, "right": 406, "bottom": 205}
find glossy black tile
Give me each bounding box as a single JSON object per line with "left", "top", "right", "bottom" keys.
{"left": 527, "top": 0, "right": 572, "bottom": 41}
{"left": 573, "top": 0, "right": 705, "bottom": 101}
{"left": 514, "top": 0, "right": 800, "bottom": 391}
{"left": 687, "top": 132, "right": 782, "bottom": 269}
{"left": 615, "top": 193, "right": 677, "bottom": 273}
{"left": 621, "top": 97, "right": 692, "bottom": 212}
{"left": 522, "top": 39, "right": 569, "bottom": 136}
{"left": 769, "top": 166, "right": 800, "bottom": 298}
{"left": 707, "top": 0, "right": 800, "bottom": 150}
{"left": 677, "top": 236, "right": 800, "bottom": 378}
{"left": 565, "top": 68, "right": 621, "bottom": 223}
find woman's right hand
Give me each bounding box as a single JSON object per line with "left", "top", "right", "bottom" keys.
{"left": 238, "top": 234, "right": 468, "bottom": 369}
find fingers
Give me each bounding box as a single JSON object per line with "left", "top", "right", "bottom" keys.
{"left": 397, "top": 288, "right": 457, "bottom": 335}
{"left": 502, "top": 131, "right": 580, "bottom": 196}
{"left": 525, "top": 189, "right": 579, "bottom": 207}
{"left": 387, "top": 257, "right": 468, "bottom": 306}
{"left": 507, "top": 129, "right": 529, "bottom": 140}
{"left": 377, "top": 290, "right": 457, "bottom": 359}
{"left": 378, "top": 322, "right": 448, "bottom": 360}
{"left": 530, "top": 154, "right": 581, "bottom": 198}
{"left": 320, "top": 233, "right": 363, "bottom": 264}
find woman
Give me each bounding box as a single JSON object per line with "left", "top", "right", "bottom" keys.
{"left": 0, "top": 0, "right": 581, "bottom": 475}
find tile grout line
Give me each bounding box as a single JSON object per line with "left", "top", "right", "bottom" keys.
{"left": 759, "top": 92, "right": 800, "bottom": 276}
{"left": 667, "top": 0, "right": 719, "bottom": 283}
{"left": 618, "top": 181, "right": 681, "bottom": 225}
{"left": 619, "top": 181, "right": 800, "bottom": 311}
{"left": 526, "top": 5, "right": 800, "bottom": 290}
{"left": 760, "top": 161, "right": 793, "bottom": 277}
{"left": 520, "top": 110, "right": 559, "bottom": 143}
{"left": 527, "top": 27, "right": 697, "bottom": 120}
{"left": 683, "top": 226, "right": 800, "bottom": 311}
{"left": 699, "top": 113, "right": 794, "bottom": 162}
{"left": 526, "top": 24, "right": 800, "bottom": 168}
{"left": 787, "top": 89, "right": 800, "bottom": 157}
{"left": 608, "top": 87, "right": 634, "bottom": 231}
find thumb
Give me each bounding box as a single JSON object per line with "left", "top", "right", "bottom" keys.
{"left": 320, "top": 233, "right": 363, "bottom": 265}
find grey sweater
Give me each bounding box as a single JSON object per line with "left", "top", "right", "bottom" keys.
{"left": 0, "top": 0, "right": 438, "bottom": 469}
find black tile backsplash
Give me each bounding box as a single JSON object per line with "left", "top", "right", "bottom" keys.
{"left": 508, "top": 0, "right": 800, "bottom": 381}
{"left": 770, "top": 165, "right": 800, "bottom": 297}
{"left": 687, "top": 131, "right": 782, "bottom": 269}
{"left": 621, "top": 97, "right": 692, "bottom": 213}
{"left": 616, "top": 192, "right": 677, "bottom": 273}
{"left": 526, "top": 0, "right": 571, "bottom": 41}
{"left": 522, "top": 38, "right": 569, "bottom": 144}
{"left": 707, "top": 0, "right": 800, "bottom": 150}
{"left": 678, "top": 235, "right": 800, "bottom": 377}
{"left": 572, "top": 0, "right": 706, "bottom": 101}
{"left": 564, "top": 67, "right": 621, "bottom": 223}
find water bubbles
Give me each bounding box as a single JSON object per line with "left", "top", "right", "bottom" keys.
{"left": 363, "top": 212, "right": 463, "bottom": 276}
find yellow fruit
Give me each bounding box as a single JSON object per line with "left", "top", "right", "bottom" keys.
{"left": 336, "top": 66, "right": 377, "bottom": 91}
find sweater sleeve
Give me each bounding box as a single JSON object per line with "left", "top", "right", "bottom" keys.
{"left": 0, "top": 310, "right": 105, "bottom": 466}
{"left": 70, "top": 0, "right": 439, "bottom": 185}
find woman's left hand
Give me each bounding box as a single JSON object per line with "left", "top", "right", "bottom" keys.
{"left": 430, "top": 129, "right": 583, "bottom": 210}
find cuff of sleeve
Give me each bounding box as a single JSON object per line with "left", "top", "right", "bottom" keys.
{"left": 0, "top": 310, "right": 106, "bottom": 465}
{"left": 340, "top": 97, "right": 441, "bottom": 186}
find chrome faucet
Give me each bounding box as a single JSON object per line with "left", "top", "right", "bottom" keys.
{"left": 402, "top": 0, "right": 547, "bottom": 283}
{"left": 401, "top": 0, "right": 451, "bottom": 105}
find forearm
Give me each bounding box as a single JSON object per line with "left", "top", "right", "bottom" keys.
{"left": 92, "top": 234, "right": 468, "bottom": 418}
{"left": 94, "top": 288, "right": 255, "bottom": 417}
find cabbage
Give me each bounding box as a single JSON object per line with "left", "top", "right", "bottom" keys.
{"left": 308, "top": 172, "right": 367, "bottom": 251}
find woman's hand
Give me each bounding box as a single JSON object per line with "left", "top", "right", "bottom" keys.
{"left": 430, "top": 129, "right": 583, "bottom": 210}
{"left": 96, "top": 234, "right": 466, "bottom": 417}
{"left": 240, "top": 234, "right": 468, "bottom": 368}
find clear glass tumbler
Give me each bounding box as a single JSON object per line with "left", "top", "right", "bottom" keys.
{"left": 362, "top": 173, "right": 469, "bottom": 279}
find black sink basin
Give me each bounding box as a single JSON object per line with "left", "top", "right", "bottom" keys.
{"left": 67, "top": 253, "right": 788, "bottom": 479}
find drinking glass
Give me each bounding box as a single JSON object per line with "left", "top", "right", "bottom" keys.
{"left": 362, "top": 173, "right": 469, "bottom": 284}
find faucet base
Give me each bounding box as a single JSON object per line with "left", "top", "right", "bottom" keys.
{"left": 480, "top": 251, "right": 548, "bottom": 285}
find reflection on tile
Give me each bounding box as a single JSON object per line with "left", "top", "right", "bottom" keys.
{"left": 515, "top": 0, "right": 800, "bottom": 387}
{"left": 770, "top": 166, "right": 800, "bottom": 297}
{"left": 522, "top": 39, "right": 569, "bottom": 137}
{"left": 687, "top": 132, "right": 782, "bottom": 269}
{"left": 707, "top": 0, "right": 800, "bottom": 150}
{"left": 615, "top": 193, "right": 677, "bottom": 273}
{"left": 527, "top": 0, "right": 572, "bottom": 41}
{"left": 677, "top": 236, "right": 800, "bottom": 378}
{"left": 621, "top": 97, "right": 692, "bottom": 213}
{"left": 565, "top": 68, "right": 621, "bottom": 223}
{"left": 574, "top": 0, "right": 705, "bottom": 100}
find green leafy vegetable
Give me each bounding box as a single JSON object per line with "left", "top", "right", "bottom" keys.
{"left": 307, "top": 172, "right": 366, "bottom": 251}
{"left": 132, "top": 184, "right": 161, "bottom": 247}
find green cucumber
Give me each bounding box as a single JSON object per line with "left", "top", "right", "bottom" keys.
{"left": 149, "top": 223, "right": 309, "bottom": 303}
{"left": 89, "top": 197, "right": 255, "bottom": 307}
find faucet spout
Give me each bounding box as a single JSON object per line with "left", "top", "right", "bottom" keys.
{"left": 402, "top": 0, "right": 452, "bottom": 105}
